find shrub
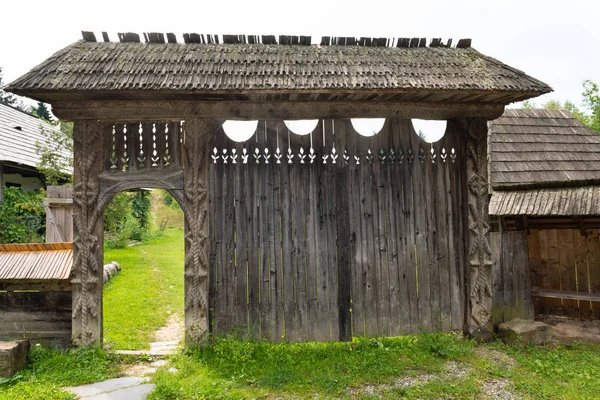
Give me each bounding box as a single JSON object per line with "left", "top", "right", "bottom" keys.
{"left": 104, "top": 190, "right": 153, "bottom": 248}
{"left": 0, "top": 187, "right": 45, "bottom": 243}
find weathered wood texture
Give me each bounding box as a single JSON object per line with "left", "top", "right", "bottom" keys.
{"left": 528, "top": 228, "right": 600, "bottom": 319}
{"left": 208, "top": 118, "right": 465, "bottom": 341}
{"left": 490, "top": 231, "right": 534, "bottom": 327}
{"left": 0, "top": 291, "right": 72, "bottom": 347}
{"left": 71, "top": 120, "right": 104, "bottom": 346}
{"left": 182, "top": 119, "right": 222, "bottom": 343}
{"left": 44, "top": 186, "right": 73, "bottom": 243}
{"left": 461, "top": 118, "right": 493, "bottom": 337}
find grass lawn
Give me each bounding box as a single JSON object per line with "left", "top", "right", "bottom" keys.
{"left": 2, "top": 332, "right": 600, "bottom": 399}
{"left": 103, "top": 226, "right": 185, "bottom": 350}
{"left": 148, "top": 335, "right": 600, "bottom": 399}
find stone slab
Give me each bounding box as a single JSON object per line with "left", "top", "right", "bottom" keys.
{"left": 498, "top": 318, "right": 553, "bottom": 346}
{"left": 83, "top": 384, "right": 155, "bottom": 400}
{"left": 0, "top": 340, "right": 29, "bottom": 378}
{"left": 65, "top": 377, "right": 145, "bottom": 397}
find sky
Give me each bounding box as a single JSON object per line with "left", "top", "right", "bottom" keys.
{"left": 1, "top": 0, "right": 599, "bottom": 112}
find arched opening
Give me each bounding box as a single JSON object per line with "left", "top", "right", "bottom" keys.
{"left": 101, "top": 188, "right": 185, "bottom": 351}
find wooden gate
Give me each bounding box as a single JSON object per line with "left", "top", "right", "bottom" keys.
{"left": 209, "top": 118, "right": 466, "bottom": 341}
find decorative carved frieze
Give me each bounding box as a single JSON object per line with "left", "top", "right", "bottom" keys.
{"left": 181, "top": 119, "right": 221, "bottom": 342}
{"left": 71, "top": 121, "right": 103, "bottom": 346}
{"left": 465, "top": 119, "right": 493, "bottom": 336}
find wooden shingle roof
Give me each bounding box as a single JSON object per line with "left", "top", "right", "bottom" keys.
{"left": 0, "top": 242, "right": 72, "bottom": 281}
{"left": 488, "top": 109, "right": 600, "bottom": 217}
{"left": 488, "top": 109, "right": 600, "bottom": 190}
{"left": 489, "top": 186, "right": 600, "bottom": 216}
{"left": 7, "top": 35, "right": 551, "bottom": 104}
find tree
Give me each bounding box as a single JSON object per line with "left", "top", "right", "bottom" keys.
{"left": 0, "top": 67, "right": 18, "bottom": 107}
{"left": 581, "top": 80, "right": 600, "bottom": 132}
{"left": 35, "top": 121, "right": 73, "bottom": 185}
{"left": 519, "top": 80, "right": 600, "bottom": 134}
{"left": 31, "top": 101, "right": 53, "bottom": 121}
{"left": 1, "top": 67, "right": 32, "bottom": 114}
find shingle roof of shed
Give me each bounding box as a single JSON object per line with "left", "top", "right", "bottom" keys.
{"left": 488, "top": 108, "right": 600, "bottom": 189}
{"left": 7, "top": 37, "right": 551, "bottom": 103}
{"left": 0, "top": 243, "right": 72, "bottom": 281}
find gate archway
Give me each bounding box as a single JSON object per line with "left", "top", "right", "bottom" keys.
{"left": 6, "top": 32, "right": 552, "bottom": 345}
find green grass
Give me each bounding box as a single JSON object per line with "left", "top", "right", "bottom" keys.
{"left": 149, "top": 333, "right": 475, "bottom": 399}
{"left": 147, "top": 334, "right": 600, "bottom": 399}
{"left": 3, "top": 333, "right": 600, "bottom": 399}
{"left": 495, "top": 342, "right": 600, "bottom": 399}
{"left": 103, "top": 227, "right": 185, "bottom": 350}
{"left": 0, "top": 346, "right": 119, "bottom": 400}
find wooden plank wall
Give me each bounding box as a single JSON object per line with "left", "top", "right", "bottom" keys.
{"left": 0, "top": 290, "right": 72, "bottom": 346}
{"left": 528, "top": 228, "right": 600, "bottom": 318}
{"left": 491, "top": 231, "right": 534, "bottom": 326}
{"left": 208, "top": 118, "right": 465, "bottom": 342}
{"left": 44, "top": 186, "right": 73, "bottom": 243}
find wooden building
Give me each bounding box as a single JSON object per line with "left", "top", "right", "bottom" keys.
{"left": 6, "top": 32, "right": 551, "bottom": 346}
{"left": 0, "top": 243, "right": 73, "bottom": 346}
{"left": 0, "top": 103, "right": 71, "bottom": 200}
{"left": 489, "top": 109, "right": 600, "bottom": 321}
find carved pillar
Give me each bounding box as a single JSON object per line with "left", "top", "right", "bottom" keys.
{"left": 71, "top": 120, "right": 104, "bottom": 346}
{"left": 182, "top": 119, "right": 221, "bottom": 343}
{"left": 464, "top": 118, "right": 493, "bottom": 340}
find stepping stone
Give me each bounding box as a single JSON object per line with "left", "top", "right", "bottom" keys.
{"left": 78, "top": 384, "right": 155, "bottom": 400}
{"left": 65, "top": 377, "right": 154, "bottom": 399}
{"left": 498, "top": 318, "right": 553, "bottom": 346}
{"left": 0, "top": 340, "right": 29, "bottom": 378}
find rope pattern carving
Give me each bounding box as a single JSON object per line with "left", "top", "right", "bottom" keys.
{"left": 466, "top": 120, "right": 493, "bottom": 327}
{"left": 182, "top": 119, "right": 219, "bottom": 342}
{"left": 72, "top": 121, "right": 102, "bottom": 345}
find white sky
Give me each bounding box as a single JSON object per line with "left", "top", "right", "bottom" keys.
{"left": 1, "top": 0, "right": 599, "bottom": 112}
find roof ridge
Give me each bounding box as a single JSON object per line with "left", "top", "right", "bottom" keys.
{"left": 81, "top": 31, "right": 473, "bottom": 48}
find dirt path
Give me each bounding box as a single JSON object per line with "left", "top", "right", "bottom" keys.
{"left": 120, "top": 313, "right": 184, "bottom": 377}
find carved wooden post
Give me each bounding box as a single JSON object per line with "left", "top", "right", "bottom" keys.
{"left": 464, "top": 118, "right": 493, "bottom": 340}
{"left": 72, "top": 120, "right": 104, "bottom": 346}
{"left": 182, "top": 119, "right": 221, "bottom": 343}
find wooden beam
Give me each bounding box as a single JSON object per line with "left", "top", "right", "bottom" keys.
{"left": 460, "top": 118, "right": 494, "bottom": 341}
{"left": 71, "top": 120, "right": 104, "bottom": 347}
{"left": 532, "top": 287, "right": 600, "bottom": 302}
{"left": 181, "top": 119, "right": 223, "bottom": 344}
{"left": 51, "top": 100, "right": 506, "bottom": 122}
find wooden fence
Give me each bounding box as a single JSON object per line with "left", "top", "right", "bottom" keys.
{"left": 528, "top": 228, "right": 600, "bottom": 318}
{"left": 490, "top": 231, "right": 534, "bottom": 326}
{"left": 208, "top": 119, "right": 466, "bottom": 341}
{"left": 44, "top": 186, "right": 73, "bottom": 243}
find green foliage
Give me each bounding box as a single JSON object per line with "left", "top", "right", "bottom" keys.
{"left": 30, "top": 101, "right": 52, "bottom": 121}
{"left": 0, "top": 67, "right": 29, "bottom": 113}
{"left": 581, "top": 79, "right": 600, "bottom": 132}
{"left": 0, "top": 187, "right": 45, "bottom": 243}
{"left": 502, "top": 342, "right": 600, "bottom": 399}
{"left": 131, "top": 190, "right": 151, "bottom": 229}
{"left": 35, "top": 122, "right": 73, "bottom": 186}
{"left": 520, "top": 99, "right": 535, "bottom": 109}
{"left": 0, "top": 346, "right": 118, "bottom": 400}
{"left": 103, "top": 227, "right": 184, "bottom": 349}
{"left": 104, "top": 190, "right": 152, "bottom": 248}
{"left": 523, "top": 80, "right": 600, "bottom": 133}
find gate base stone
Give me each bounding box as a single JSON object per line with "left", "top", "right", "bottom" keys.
{"left": 0, "top": 340, "right": 29, "bottom": 378}
{"left": 498, "top": 318, "right": 553, "bottom": 346}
